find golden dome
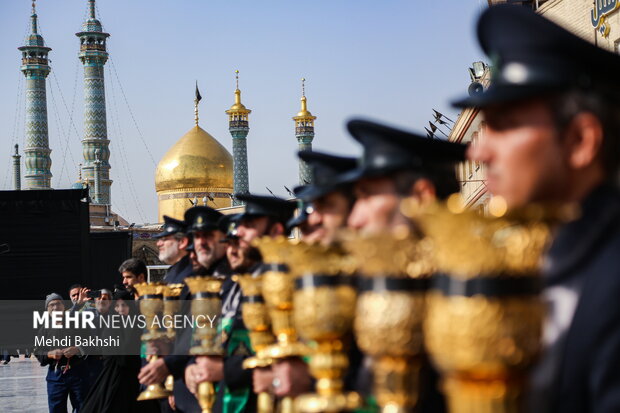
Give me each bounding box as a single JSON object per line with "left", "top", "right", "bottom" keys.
{"left": 155, "top": 125, "right": 233, "bottom": 221}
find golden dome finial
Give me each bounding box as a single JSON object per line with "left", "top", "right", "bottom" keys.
{"left": 226, "top": 71, "right": 251, "bottom": 115}
{"left": 294, "top": 77, "right": 315, "bottom": 120}
{"left": 234, "top": 70, "right": 241, "bottom": 105}
{"left": 194, "top": 81, "right": 203, "bottom": 126}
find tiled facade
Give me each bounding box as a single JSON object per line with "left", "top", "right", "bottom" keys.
{"left": 18, "top": 7, "right": 52, "bottom": 190}
{"left": 76, "top": 0, "right": 112, "bottom": 205}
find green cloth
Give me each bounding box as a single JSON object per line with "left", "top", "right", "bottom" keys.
{"left": 220, "top": 315, "right": 253, "bottom": 413}
{"left": 354, "top": 395, "right": 379, "bottom": 413}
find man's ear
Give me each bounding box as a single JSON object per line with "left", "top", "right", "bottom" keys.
{"left": 564, "top": 112, "right": 604, "bottom": 170}
{"left": 179, "top": 236, "right": 190, "bottom": 251}
{"left": 268, "top": 222, "right": 285, "bottom": 237}
{"left": 409, "top": 178, "right": 437, "bottom": 205}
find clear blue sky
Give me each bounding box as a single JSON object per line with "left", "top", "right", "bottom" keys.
{"left": 0, "top": 0, "right": 484, "bottom": 224}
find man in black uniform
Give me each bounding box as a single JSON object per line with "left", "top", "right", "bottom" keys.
{"left": 185, "top": 194, "right": 296, "bottom": 413}
{"left": 293, "top": 151, "right": 357, "bottom": 246}
{"left": 165, "top": 206, "right": 231, "bottom": 413}
{"left": 273, "top": 151, "right": 359, "bottom": 400}
{"left": 138, "top": 215, "right": 192, "bottom": 409}
{"left": 331, "top": 119, "right": 467, "bottom": 412}
{"left": 454, "top": 5, "right": 620, "bottom": 413}
{"left": 340, "top": 119, "right": 466, "bottom": 235}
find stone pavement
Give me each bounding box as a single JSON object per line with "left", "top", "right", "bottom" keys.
{"left": 0, "top": 355, "right": 64, "bottom": 412}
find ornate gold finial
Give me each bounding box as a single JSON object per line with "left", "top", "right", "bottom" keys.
{"left": 194, "top": 81, "right": 202, "bottom": 126}
{"left": 301, "top": 77, "right": 306, "bottom": 98}
{"left": 235, "top": 70, "right": 240, "bottom": 90}
{"left": 78, "top": 163, "right": 83, "bottom": 181}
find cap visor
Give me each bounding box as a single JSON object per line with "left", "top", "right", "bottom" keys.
{"left": 452, "top": 84, "right": 562, "bottom": 108}
{"left": 286, "top": 214, "right": 308, "bottom": 230}
{"left": 296, "top": 185, "right": 338, "bottom": 202}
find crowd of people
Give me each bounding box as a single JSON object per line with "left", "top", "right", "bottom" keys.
{"left": 32, "top": 5, "right": 620, "bottom": 413}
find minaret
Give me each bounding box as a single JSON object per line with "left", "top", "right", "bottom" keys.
{"left": 76, "top": 0, "right": 111, "bottom": 205}
{"left": 225, "top": 70, "right": 252, "bottom": 205}
{"left": 12, "top": 144, "right": 22, "bottom": 190}
{"left": 93, "top": 149, "right": 102, "bottom": 203}
{"left": 18, "top": 0, "right": 52, "bottom": 190}
{"left": 293, "top": 78, "right": 316, "bottom": 185}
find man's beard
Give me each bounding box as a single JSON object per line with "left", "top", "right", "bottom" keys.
{"left": 196, "top": 247, "right": 215, "bottom": 269}
{"left": 230, "top": 246, "right": 261, "bottom": 271}
{"left": 159, "top": 248, "right": 176, "bottom": 264}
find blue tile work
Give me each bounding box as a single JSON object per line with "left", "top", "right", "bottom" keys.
{"left": 18, "top": 6, "right": 52, "bottom": 190}
{"left": 226, "top": 78, "right": 251, "bottom": 206}
{"left": 76, "top": 0, "right": 111, "bottom": 204}
{"left": 230, "top": 128, "right": 250, "bottom": 205}
{"left": 298, "top": 140, "right": 313, "bottom": 185}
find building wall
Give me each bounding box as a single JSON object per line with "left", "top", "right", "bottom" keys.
{"left": 450, "top": 70, "right": 491, "bottom": 212}
{"left": 158, "top": 191, "right": 232, "bottom": 221}
{"left": 539, "top": 0, "right": 620, "bottom": 52}
{"left": 453, "top": 1, "right": 618, "bottom": 212}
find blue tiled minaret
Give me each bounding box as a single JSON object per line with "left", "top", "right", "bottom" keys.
{"left": 76, "top": 0, "right": 111, "bottom": 205}
{"left": 225, "top": 71, "right": 252, "bottom": 206}
{"left": 293, "top": 78, "right": 316, "bottom": 185}
{"left": 18, "top": 1, "right": 52, "bottom": 190}
{"left": 13, "top": 144, "right": 22, "bottom": 191}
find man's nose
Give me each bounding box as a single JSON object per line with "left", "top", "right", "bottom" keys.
{"left": 347, "top": 203, "right": 364, "bottom": 230}
{"left": 307, "top": 210, "right": 322, "bottom": 226}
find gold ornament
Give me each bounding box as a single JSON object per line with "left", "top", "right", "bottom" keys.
{"left": 419, "top": 197, "right": 554, "bottom": 413}
{"left": 344, "top": 228, "right": 432, "bottom": 413}
{"left": 185, "top": 276, "right": 225, "bottom": 413}
{"left": 134, "top": 282, "right": 170, "bottom": 401}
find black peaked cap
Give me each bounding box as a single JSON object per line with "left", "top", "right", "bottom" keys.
{"left": 286, "top": 198, "right": 313, "bottom": 231}
{"left": 184, "top": 206, "right": 223, "bottom": 233}
{"left": 453, "top": 5, "right": 620, "bottom": 108}
{"left": 217, "top": 213, "right": 242, "bottom": 242}
{"left": 336, "top": 119, "right": 467, "bottom": 184}
{"left": 235, "top": 194, "right": 296, "bottom": 224}
{"left": 295, "top": 151, "right": 357, "bottom": 201}
{"left": 153, "top": 215, "right": 187, "bottom": 239}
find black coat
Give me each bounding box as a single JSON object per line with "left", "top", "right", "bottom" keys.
{"left": 533, "top": 184, "right": 620, "bottom": 413}
{"left": 164, "top": 255, "right": 194, "bottom": 285}
{"left": 166, "top": 257, "right": 233, "bottom": 413}
{"left": 161, "top": 255, "right": 195, "bottom": 412}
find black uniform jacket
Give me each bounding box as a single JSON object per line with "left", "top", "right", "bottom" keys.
{"left": 541, "top": 184, "right": 620, "bottom": 413}
{"left": 168, "top": 257, "right": 232, "bottom": 413}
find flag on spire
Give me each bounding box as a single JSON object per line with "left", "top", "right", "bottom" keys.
{"left": 195, "top": 81, "right": 202, "bottom": 103}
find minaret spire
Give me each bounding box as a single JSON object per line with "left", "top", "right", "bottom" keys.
{"left": 31, "top": 1, "right": 38, "bottom": 33}
{"left": 77, "top": 0, "right": 111, "bottom": 204}
{"left": 293, "top": 77, "right": 317, "bottom": 185}
{"left": 226, "top": 70, "right": 252, "bottom": 205}
{"left": 12, "top": 144, "right": 22, "bottom": 191}
{"left": 88, "top": 0, "right": 96, "bottom": 19}
{"left": 19, "top": 0, "right": 52, "bottom": 190}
